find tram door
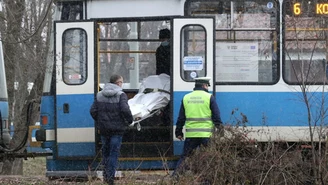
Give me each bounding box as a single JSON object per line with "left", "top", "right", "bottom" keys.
{"left": 54, "top": 21, "right": 96, "bottom": 158}
{"left": 172, "top": 18, "right": 215, "bottom": 155}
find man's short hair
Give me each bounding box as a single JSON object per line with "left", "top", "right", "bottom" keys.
{"left": 109, "top": 74, "right": 122, "bottom": 83}
{"left": 195, "top": 83, "right": 204, "bottom": 88}
{"left": 159, "top": 28, "right": 170, "bottom": 40}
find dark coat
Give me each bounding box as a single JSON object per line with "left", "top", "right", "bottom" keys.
{"left": 90, "top": 83, "right": 133, "bottom": 135}
{"left": 156, "top": 40, "right": 170, "bottom": 75}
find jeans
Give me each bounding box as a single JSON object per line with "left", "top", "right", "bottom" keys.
{"left": 172, "top": 138, "right": 210, "bottom": 177}
{"left": 101, "top": 134, "right": 123, "bottom": 183}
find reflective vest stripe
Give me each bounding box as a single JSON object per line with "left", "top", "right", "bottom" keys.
{"left": 186, "top": 118, "right": 212, "bottom": 121}
{"left": 186, "top": 128, "right": 214, "bottom": 132}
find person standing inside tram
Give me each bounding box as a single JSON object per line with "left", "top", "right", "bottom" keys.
{"left": 172, "top": 77, "right": 223, "bottom": 178}
{"left": 90, "top": 74, "right": 133, "bottom": 185}
{"left": 155, "top": 28, "right": 172, "bottom": 125}
{"left": 156, "top": 28, "right": 171, "bottom": 75}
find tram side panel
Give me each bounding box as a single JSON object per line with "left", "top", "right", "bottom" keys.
{"left": 215, "top": 85, "right": 325, "bottom": 142}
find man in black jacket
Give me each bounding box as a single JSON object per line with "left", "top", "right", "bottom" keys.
{"left": 90, "top": 74, "right": 133, "bottom": 185}
{"left": 156, "top": 28, "right": 171, "bottom": 75}
{"left": 155, "top": 29, "right": 171, "bottom": 126}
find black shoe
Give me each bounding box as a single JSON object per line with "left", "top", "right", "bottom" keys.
{"left": 104, "top": 179, "right": 114, "bottom": 185}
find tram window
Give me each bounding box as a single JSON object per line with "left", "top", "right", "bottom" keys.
{"left": 140, "top": 21, "right": 170, "bottom": 40}
{"left": 60, "top": 2, "right": 83, "bottom": 20}
{"left": 98, "top": 20, "right": 169, "bottom": 89}
{"left": 186, "top": 0, "right": 279, "bottom": 84}
{"left": 0, "top": 55, "right": 6, "bottom": 99}
{"left": 180, "top": 25, "right": 206, "bottom": 81}
{"left": 62, "top": 28, "right": 87, "bottom": 85}
{"left": 283, "top": 0, "right": 328, "bottom": 84}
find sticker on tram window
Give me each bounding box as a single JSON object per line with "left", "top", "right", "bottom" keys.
{"left": 190, "top": 71, "right": 197, "bottom": 79}
{"left": 183, "top": 56, "right": 203, "bottom": 71}
{"left": 69, "top": 74, "right": 82, "bottom": 80}
{"left": 267, "top": 2, "right": 273, "bottom": 9}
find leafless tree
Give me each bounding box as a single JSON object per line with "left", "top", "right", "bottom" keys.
{"left": 284, "top": 4, "right": 328, "bottom": 183}
{"left": 0, "top": 0, "right": 53, "bottom": 175}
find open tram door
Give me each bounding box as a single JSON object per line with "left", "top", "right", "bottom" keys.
{"left": 172, "top": 17, "right": 215, "bottom": 155}
{"left": 54, "top": 21, "right": 96, "bottom": 159}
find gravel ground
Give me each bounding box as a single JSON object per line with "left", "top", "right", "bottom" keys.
{"left": 0, "top": 173, "right": 171, "bottom": 185}
{"left": 0, "top": 158, "right": 172, "bottom": 185}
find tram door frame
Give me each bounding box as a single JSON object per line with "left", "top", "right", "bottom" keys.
{"left": 172, "top": 17, "right": 215, "bottom": 155}
{"left": 54, "top": 21, "right": 96, "bottom": 159}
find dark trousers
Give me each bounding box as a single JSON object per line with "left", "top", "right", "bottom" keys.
{"left": 172, "top": 137, "right": 210, "bottom": 176}
{"left": 101, "top": 134, "right": 123, "bottom": 184}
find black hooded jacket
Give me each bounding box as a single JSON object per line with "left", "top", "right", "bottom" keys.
{"left": 156, "top": 40, "right": 170, "bottom": 75}
{"left": 90, "top": 83, "right": 133, "bottom": 135}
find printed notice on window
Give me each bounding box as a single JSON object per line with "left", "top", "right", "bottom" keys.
{"left": 216, "top": 42, "right": 259, "bottom": 82}
{"left": 183, "top": 56, "right": 203, "bottom": 71}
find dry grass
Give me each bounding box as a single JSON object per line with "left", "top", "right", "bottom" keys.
{"left": 18, "top": 157, "right": 171, "bottom": 185}
{"left": 23, "top": 157, "right": 46, "bottom": 177}
{"left": 172, "top": 128, "right": 325, "bottom": 185}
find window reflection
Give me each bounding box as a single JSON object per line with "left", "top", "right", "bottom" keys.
{"left": 63, "top": 29, "right": 87, "bottom": 85}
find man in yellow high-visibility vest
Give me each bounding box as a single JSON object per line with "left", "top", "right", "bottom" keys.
{"left": 172, "top": 77, "right": 223, "bottom": 177}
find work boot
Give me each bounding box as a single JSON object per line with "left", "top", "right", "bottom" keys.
{"left": 105, "top": 178, "right": 114, "bottom": 185}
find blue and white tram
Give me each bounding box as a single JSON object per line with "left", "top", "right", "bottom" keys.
{"left": 34, "top": 0, "right": 328, "bottom": 177}
{"left": 0, "top": 40, "right": 10, "bottom": 148}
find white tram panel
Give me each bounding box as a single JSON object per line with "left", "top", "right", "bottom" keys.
{"left": 173, "top": 18, "right": 214, "bottom": 92}
{"left": 55, "top": 22, "right": 94, "bottom": 95}
{"left": 86, "top": 0, "right": 185, "bottom": 19}
{"left": 216, "top": 83, "right": 328, "bottom": 93}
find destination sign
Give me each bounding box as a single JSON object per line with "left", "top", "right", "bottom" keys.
{"left": 293, "top": 2, "right": 328, "bottom": 15}
{"left": 316, "top": 3, "right": 328, "bottom": 14}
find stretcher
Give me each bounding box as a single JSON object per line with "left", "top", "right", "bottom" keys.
{"left": 128, "top": 74, "right": 170, "bottom": 130}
